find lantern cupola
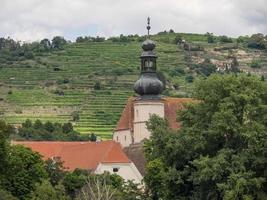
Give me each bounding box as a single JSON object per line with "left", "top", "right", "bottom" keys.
{"left": 134, "top": 17, "right": 164, "bottom": 97}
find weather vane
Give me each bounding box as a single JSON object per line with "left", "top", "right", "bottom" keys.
{"left": 147, "top": 17, "right": 151, "bottom": 36}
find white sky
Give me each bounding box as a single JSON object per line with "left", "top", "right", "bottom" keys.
{"left": 0, "top": 0, "right": 266, "bottom": 41}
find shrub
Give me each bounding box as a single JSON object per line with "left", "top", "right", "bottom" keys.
{"left": 250, "top": 60, "right": 261, "bottom": 68}
{"left": 219, "top": 35, "right": 233, "bottom": 43}
{"left": 14, "top": 108, "right": 22, "bottom": 114}
{"left": 206, "top": 32, "right": 215, "bottom": 43}
{"left": 54, "top": 90, "right": 64, "bottom": 96}
{"left": 173, "top": 34, "right": 183, "bottom": 44}
{"left": 93, "top": 81, "right": 101, "bottom": 90}
{"left": 247, "top": 33, "right": 266, "bottom": 49}
{"left": 185, "top": 75, "right": 194, "bottom": 83}
{"left": 72, "top": 111, "right": 80, "bottom": 122}
{"left": 62, "top": 122, "right": 73, "bottom": 134}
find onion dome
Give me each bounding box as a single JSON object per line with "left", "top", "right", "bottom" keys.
{"left": 134, "top": 73, "right": 164, "bottom": 95}
{"left": 134, "top": 17, "right": 164, "bottom": 97}
{"left": 142, "top": 39, "right": 156, "bottom": 51}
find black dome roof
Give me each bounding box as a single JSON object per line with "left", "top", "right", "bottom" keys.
{"left": 142, "top": 39, "right": 156, "bottom": 51}
{"left": 134, "top": 73, "right": 164, "bottom": 96}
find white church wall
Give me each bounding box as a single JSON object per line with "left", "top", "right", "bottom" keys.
{"left": 133, "top": 101, "right": 164, "bottom": 143}
{"left": 95, "top": 162, "right": 143, "bottom": 184}
{"left": 113, "top": 130, "right": 132, "bottom": 147}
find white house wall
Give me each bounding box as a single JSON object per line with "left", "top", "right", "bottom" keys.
{"left": 95, "top": 162, "right": 143, "bottom": 184}
{"left": 113, "top": 129, "right": 132, "bottom": 147}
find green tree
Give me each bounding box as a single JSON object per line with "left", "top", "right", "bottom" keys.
{"left": 44, "top": 121, "right": 55, "bottom": 133}
{"left": 33, "top": 119, "right": 43, "bottom": 129}
{"left": 90, "top": 133, "right": 97, "bottom": 142}
{"left": 0, "top": 120, "right": 14, "bottom": 174}
{"left": 144, "top": 74, "right": 267, "bottom": 200}
{"left": 63, "top": 169, "right": 89, "bottom": 198}
{"left": 94, "top": 81, "right": 101, "bottom": 90}
{"left": 40, "top": 39, "right": 51, "bottom": 51}
{"left": 31, "top": 180, "right": 69, "bottom": 200}
{"left": 219, "top": 35, "right": 233, "bottom": 43}
{"left": 22, "top": 119, "right": 32, "bottom": 128}
{"left": 62, "top": 122, "right": 73, "bottom": 134}
{"left": 2, "top": 145, "right": 47, "bottom": 199}
{"left": 72, "top": 111, "right": 80, "bottom": 122}
{"left": 195, "top": 58, "right": 217, "bottom": 76}
{"left": 52, "top": 36, "right": 67, "bottom": 50}
{"left": 247, "top": 34, "right": 266, "bottom": 49}
{"left": 45, "top": 157, "right": 66, "bottom": 186}
{"left": 174, "top": 34, "right": 183, "bottom": 44}
{"left": 0, "top": 189, "right": 18, "bottom": 200}
{"left": 206, "top": 32, "right": 215, "bottom": 43}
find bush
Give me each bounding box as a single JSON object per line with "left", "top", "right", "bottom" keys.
{"left": 93, "top": 81, "right": 101, "bottom": 90}
{"left": 206, "top": 32, "right": 215, "bottom": 43}
{"left": 0, "top": 189, "right": 18, "bottom": 200}
{"left": 54, "top": 90, "right": 64, "bottom": 96}
{"left": 62, "top": 123, "right": 73, "bottom": 134}
{"left": 185, "top": 75, "right": 194, "bottom": 83}
{"left": 247, "top": 34, "right": 266, "bottom": 49}
{"left": 170, "top": 67, "right": 185, "bottom": 77}
{"left": 72, "top": 111, "right": 80, "bottom": 122}
{"left": 250, "top": 60, "right": 261, "bottom": 68}
{"left": 219, "top": 35, "right": 233, "bottom": 43}
{"left": 173, "top": 34, "right": 183, "bottom": 44}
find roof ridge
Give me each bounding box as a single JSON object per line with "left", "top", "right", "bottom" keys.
{"left": 101, "top": 141, "right": 115, "bottom": 163}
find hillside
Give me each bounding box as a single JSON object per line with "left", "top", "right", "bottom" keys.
{"left": 0, "top": 32, "right": 266, "bottom": 139}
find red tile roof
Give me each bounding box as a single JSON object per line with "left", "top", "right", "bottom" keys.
{"left": 13, "top": 141, "right": 131, "bottom": 171}
{"left": 115, "top": 97, "right": 135, "bottom": 131}
{"left": 164, "top": 97, "right": 193, "bottom": 129}
{"left": 115, "top": 97, "right": 193, "bottom": 131}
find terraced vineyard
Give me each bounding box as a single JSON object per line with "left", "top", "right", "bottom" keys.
{"left": 0, "top": 33, "right": 266, "bottom": 139}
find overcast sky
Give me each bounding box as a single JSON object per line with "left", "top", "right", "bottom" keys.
{"left": 0, "top": 0, "right": 266, "bottom": 41}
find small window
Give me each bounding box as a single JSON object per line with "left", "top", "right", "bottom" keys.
{"left": 125, "top": 135, "right": 127, "bottom": 141}
{"left": 113, "top": 167, "right": 119, "bottom": 173}
{"left": 116, "top": 136, "right": 119, "bottom": 141}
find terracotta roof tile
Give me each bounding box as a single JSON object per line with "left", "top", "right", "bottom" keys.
{"left": 163, "top": 97, "right": 193, "bottom": 129}
{"left": 115, "top": 97, "right": 193, "bottom": 131}
{"left": 13, "top": 141, "right": 130, "bottom": 171}
{"left": 115, "top": 97, "right": 135, "bottom": 131}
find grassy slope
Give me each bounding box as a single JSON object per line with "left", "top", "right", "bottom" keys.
{"left": 0, "top": 33, "right": 266, "bottom": 139}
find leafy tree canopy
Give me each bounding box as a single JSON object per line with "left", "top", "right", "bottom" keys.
{"left": 144, "top": 74, "right": 267, "bottom": 200}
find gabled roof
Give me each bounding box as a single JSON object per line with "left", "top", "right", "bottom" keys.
{"left": 164, "top": 97, "right": 193, "bottom": 129}
{"left": 115, "top": 97, "right": 193, "bottom": 131}
{"left": 115, "top": 97, "right": 135, "bottom": 131}
{"left": 13, "top": 141, "right": 131, "bottom": 171}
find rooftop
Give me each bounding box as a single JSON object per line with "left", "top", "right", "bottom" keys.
{"left": 115, "top": 97, "right": 194, "bottom": 131}
{"left": 13, "top": 141, "right": 131, "bottom": 171}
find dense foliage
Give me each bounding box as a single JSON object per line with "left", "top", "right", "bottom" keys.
{"left": 11, "top": 119, "right": 97, "bottom": 141}
{"left": 0, "top": 120, "right": 143, "bottom": 199}
{"left": 144, "top": 74, "right": 267, "bottom": 200}
{"left": 0, "top": 37, "right": 67, "bottom": 64}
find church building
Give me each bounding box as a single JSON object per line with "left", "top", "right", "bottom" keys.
{"left": 113, "top": 18, "right": 192, "bottom": 147}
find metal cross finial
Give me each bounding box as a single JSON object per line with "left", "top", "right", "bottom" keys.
{"left": 147, "top": 17, "right": 151, "bottom": 36}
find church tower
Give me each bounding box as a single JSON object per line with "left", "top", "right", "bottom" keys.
{"left": 113, "top": 18, "right": 166, "bottom": 147}
{"left": 132, "top": 17, "right": 165, "bottom": 143}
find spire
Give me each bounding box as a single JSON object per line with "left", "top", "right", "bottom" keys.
{"left": 147, "top": 17, "right": 151, "bottom": 36}
{"left": 133, "top": 18, "right": 164, "bottom": 98}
